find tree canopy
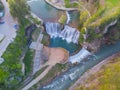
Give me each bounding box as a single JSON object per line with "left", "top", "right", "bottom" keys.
{"left": 8, "top": 0, "right": 30, "bottom": 25}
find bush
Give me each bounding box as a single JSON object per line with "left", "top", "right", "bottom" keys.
{"left": 58, "top": 15, "right": 67, "bottom": 25}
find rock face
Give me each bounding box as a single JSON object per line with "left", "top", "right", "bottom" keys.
{"left": 83, "top": 39, "right": 101, "bottom": 53}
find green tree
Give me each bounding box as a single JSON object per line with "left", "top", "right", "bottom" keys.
{"left": 8, "top": 0, "right": 30, "bottom": 25}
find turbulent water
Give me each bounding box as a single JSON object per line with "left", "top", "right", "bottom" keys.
{"left": 45, "top": 22, "right": 61, "bottom": 38}
{"left": 69, "top": 48, "right": 92, "bottom": 64}
{"left": 44, "top": 22, "right": 80, "bottom": 44}
{"left": 41, "top": 40, "right": 120, "bottom": 90}
{"left": 103, "top": 20, "right": 117, "bottom": 34}
{"left": 66, "top": 11, "right": 71, "bottom": 24}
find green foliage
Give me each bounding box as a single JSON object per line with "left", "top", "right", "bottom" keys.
{"left": 64, "top": 0, "right": 71, "bottom": 8}
{"left": 0, "top": 27, "right": 27, "bottom": 87}
{"left": 84, "top": 7, "right": 106, "bottom": 28}
{"left": 64, "top": 0, "right": 79, "bottom": 8}
{"left": 31, "top": 17, "right": 41, "bottom": 25}
{"left": 76, "top": 57, "right": 120, "bottom": 90}
{"left": 79, "top": 11, "right": 89, "bottom": 29}
{"left": 33, "top": 66, "right": 48, "bottom": 79}
{"left": 30, "top": 63, "right": 68, "bottom": 89}
{"left": 79, "top": 0, "right": 120, "bottom": 43}
{"left": 58, "top": 15, "right": 67, "bottom": 25}
{"left": 0, "top": 19, "right": 30, "bottom": 89}
{"left": 8, "top": 0, "right": 30, "bottom": 25}
{"left": 41, "top": 31, "right": 49, "bottom": 46}
{"left": 0, "top": 69, "right": 8, "bottom": 84}
{"left": 40, "top": 63, "right": 67, "bottom": 83}
{"left": 79, "top": 34, "right": 84, "bottom": 43}
{"left": 23, "top": 49, "right": 34, "bottom": 76}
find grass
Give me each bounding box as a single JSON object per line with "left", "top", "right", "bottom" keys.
{"left": 23, "top": 49, "right": 35, "bottom": 76}
{"left": 75, "top": 54, "right": 120, "bottom": 90}
{"left": 33, "top": 65, "right": 48, "bottom": 79}
{"left": 41, "top": 31, "right": 49, "bottom": 46}
{"left": 29, "top": 63, "right": 68, "bottom": 90}
{"left": 106, "top": 0, "right": 120, "bottom": 7}
{"left": 79, "top": 0, "right": 120, "bottom": 43}
{"left": 58, "top": 15, "right": 67, "bottom": 25}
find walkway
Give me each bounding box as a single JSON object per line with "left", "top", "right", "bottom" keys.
{"left": 45, "top": 0, "right": 78, "bottom": 11}
{"left": 0, "top": 0, "right": 17, "bottom": 57}
{"left": 22, "top": 65, "right": 52, "bottom": 90}
{"left": 32, "top": 33, "right": 43, "bottom": 74}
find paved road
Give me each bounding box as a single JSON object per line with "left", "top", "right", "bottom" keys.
{"left": 0, "top": 0, "right": 17, "bottom": 57}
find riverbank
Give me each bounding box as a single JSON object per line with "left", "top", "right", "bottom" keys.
{"left": 45, "top": 0, "right": 78, "bottom": 11}
{"left": 69, "top": 52, "right": 120, "bottom": 90}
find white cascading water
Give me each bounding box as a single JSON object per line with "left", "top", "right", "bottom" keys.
{"left": 27, "top": 0, "right": 38, "bottom": 3}
{"left": 60, "top": 25, "right": 80, "bottom": 43}
{"left": 45, "top": 22, "right": 80, "bottom": 44}
{"left": 69, "top": 48, "right": 92, "bottom": 64}
{"left": 103, "top": 20, "right": 117, "bottom": 34}
{"left": 66, "top": 11, "right": 71, "bottom": 24}
{"left": 44, "top": 11, "right": 80, "bottom": 44}
{"left": 45, "top": 22, "right": 61, "bottom": 38}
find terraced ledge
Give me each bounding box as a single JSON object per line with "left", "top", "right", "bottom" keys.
{"left": 45, "top": 0, "right": 78, "bottom": 11}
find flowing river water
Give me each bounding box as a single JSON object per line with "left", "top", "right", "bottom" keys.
{"left": 40, "top": 40, "right": 120, "bottom": 90}
{"left": 28, "top": 0, "right": 120, "bottom": 90}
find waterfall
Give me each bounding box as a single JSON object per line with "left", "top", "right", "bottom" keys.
{"left": 103, "top": 20, "right": 117, "bottom": 34}
{"left": 66, "top": 11, "right": 71, "bottom": 24}
{"left": 69, "top": 48, "right": 92, "bottom": 64}
{"left": 44, "top": 22, "right": 80, "bottom": 44}
{"left": 60, "top": 25, "right": 80, "bottom": 43}
{"left": 27, "top": 0, "right": 38, "bottom": 3}
{"left": 45, "top": 22, "right": 61, "bottom": 38}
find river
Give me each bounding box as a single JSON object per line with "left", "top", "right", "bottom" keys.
{"left": 27, "top": 0, "right": 64, "bottom": 22}
{"left": 41, "top": 40, "right": 120, "bottom": 90}
{"left": 28, "top": 0, "right": 120, "bottom": 90}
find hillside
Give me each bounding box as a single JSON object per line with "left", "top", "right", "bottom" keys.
{"left": 76, "top": 0, "right": 120, "bottom": 52}
{"left": 75, "top": 53, "right": 120, "bottom": 90}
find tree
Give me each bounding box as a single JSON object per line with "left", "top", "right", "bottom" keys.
{"left": 8, "top": 0, "right": 30, "bottom": 25}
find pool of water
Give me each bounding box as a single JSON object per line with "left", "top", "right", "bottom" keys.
{"left": 27, "top": 0, "right": 64, "bottom": 22}
{"left": 41, "top": 40, "right": 120, "bottom": 90}
{"left": 28, "top": 0, "right": 81, "bottom": 54}
{"left": 49, "top": 37, "right": 80, "bottom": 55}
